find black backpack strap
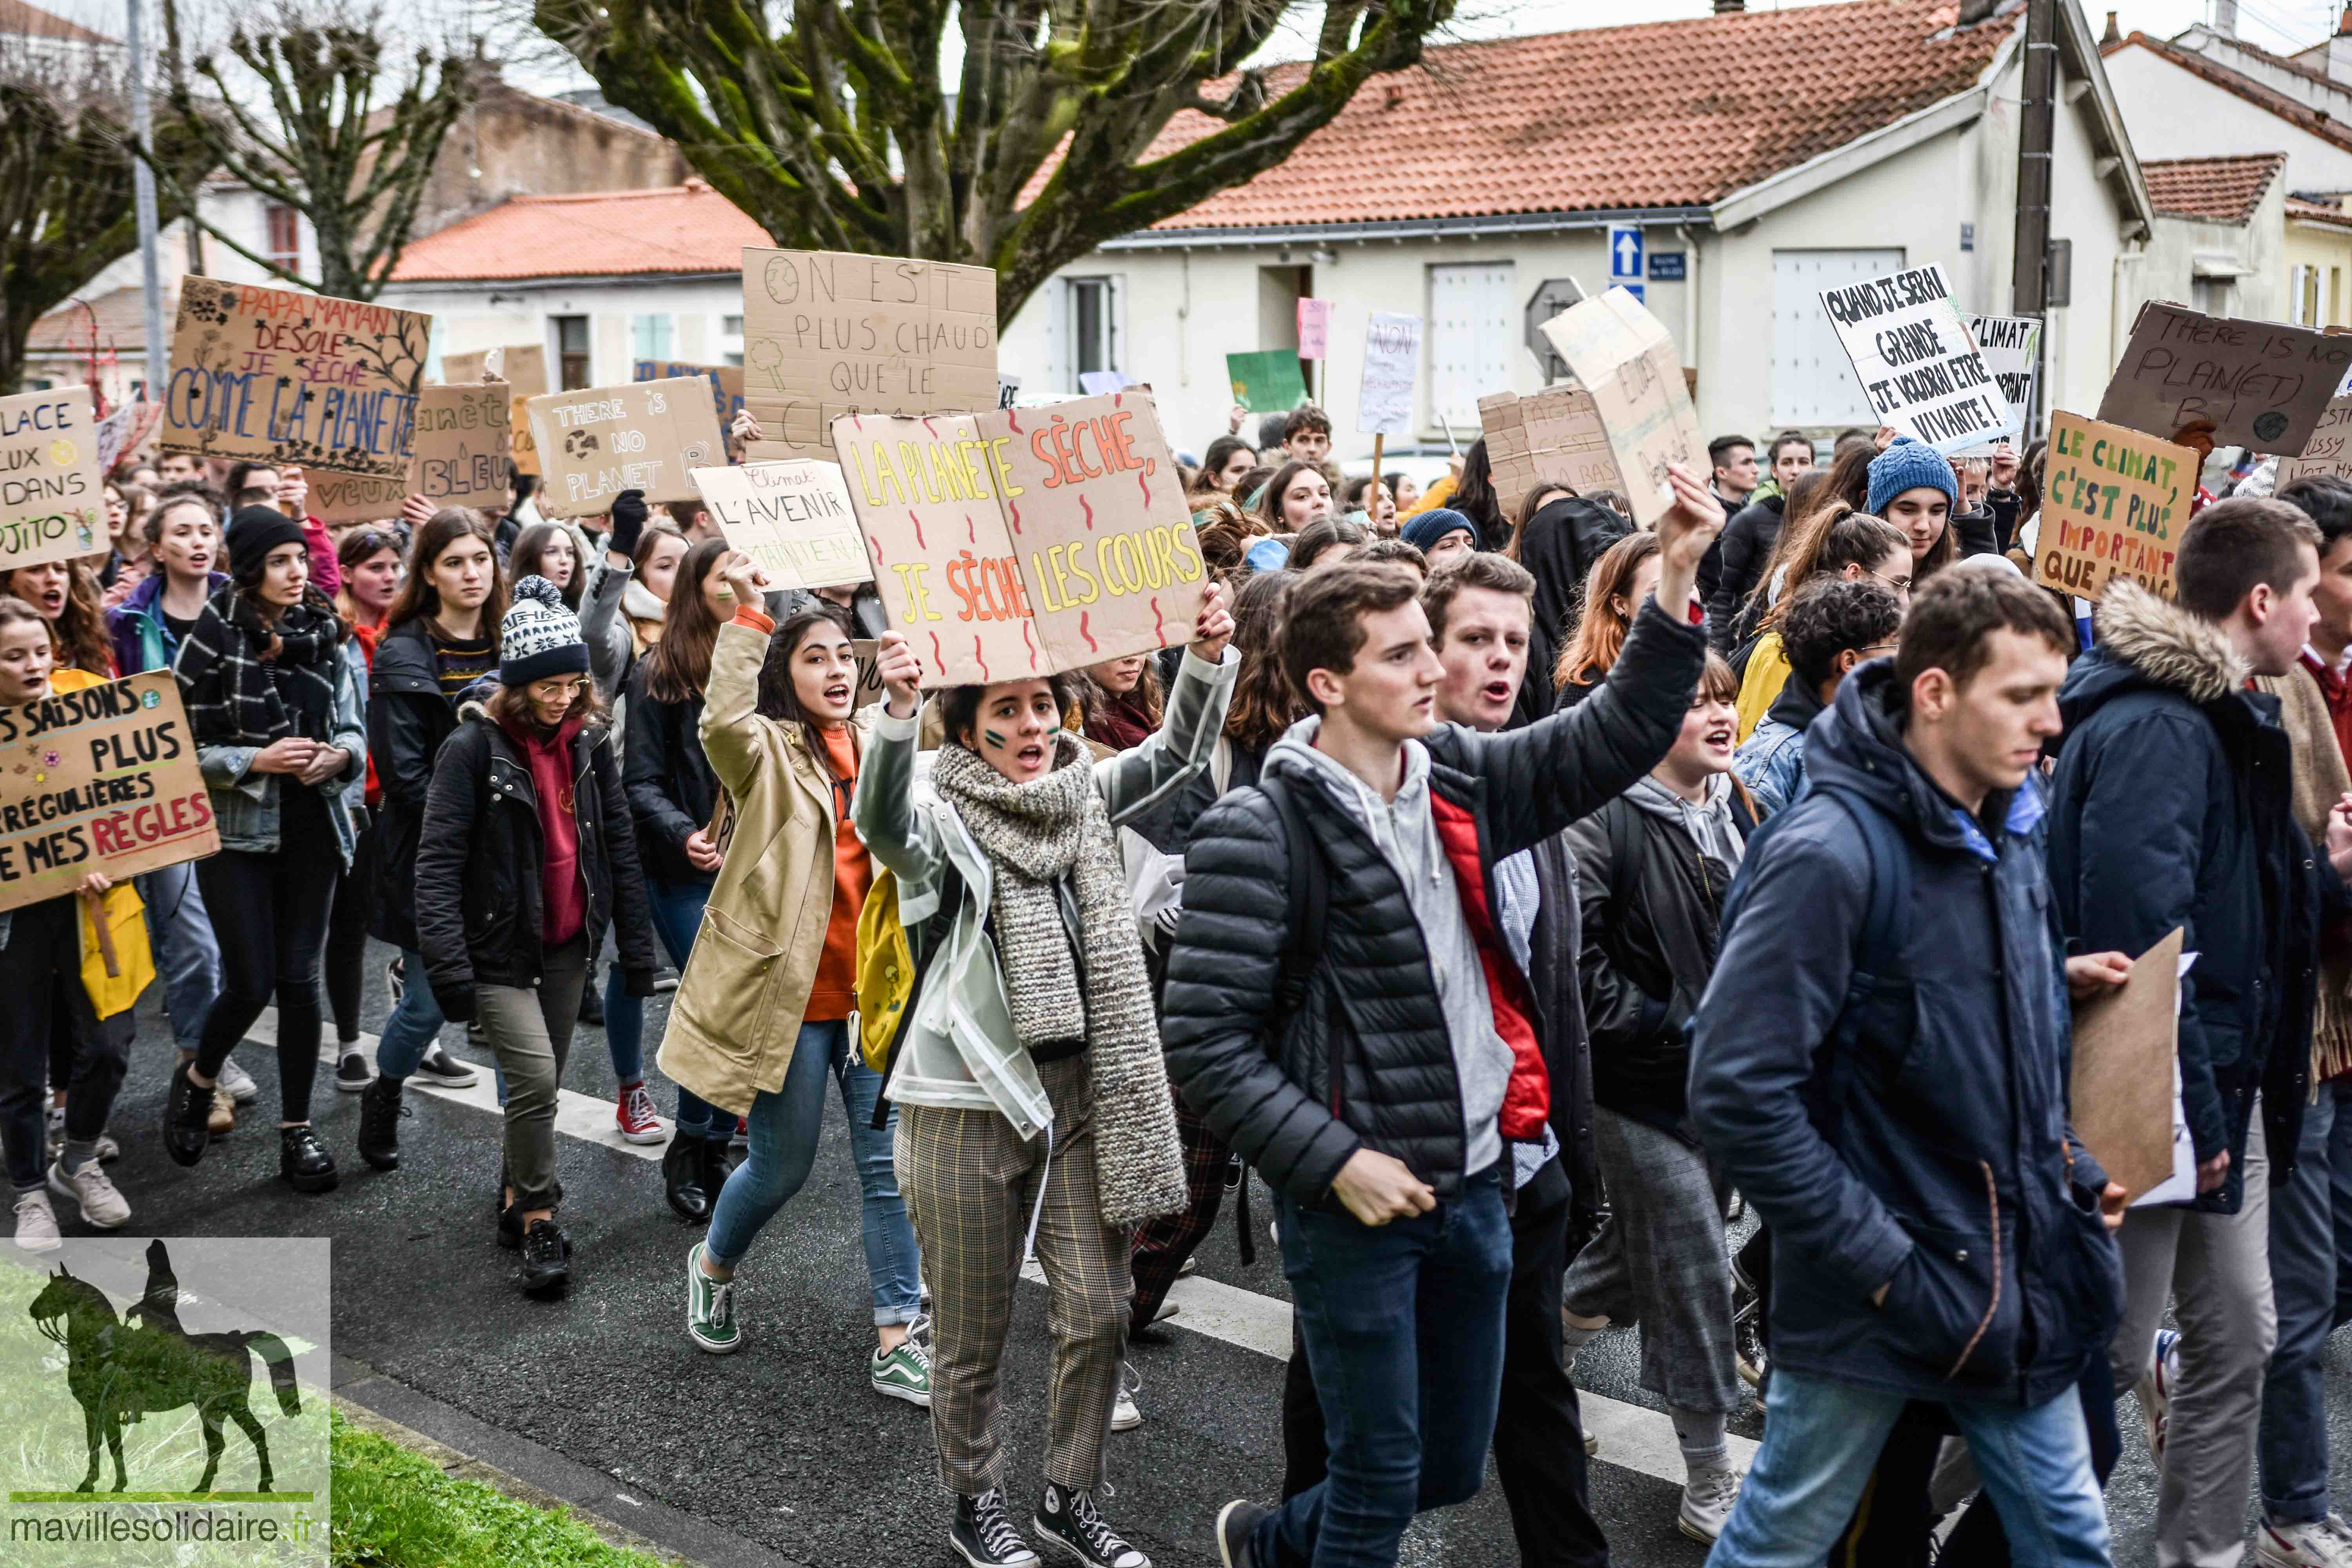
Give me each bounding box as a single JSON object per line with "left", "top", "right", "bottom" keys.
{"left": 1234, "top": 773, "right": 1325, "bottom": 1266}
{"left": 869, "top": 858, "right": 964, "bottom": 1132}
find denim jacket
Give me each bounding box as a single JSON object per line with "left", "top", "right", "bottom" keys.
{"left": 196, "top": 648, "right": 368, "bottom": 866}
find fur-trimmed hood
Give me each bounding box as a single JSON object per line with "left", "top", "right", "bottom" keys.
{"left": 2064, "top": 579, "right": 2249, "bottom": 722}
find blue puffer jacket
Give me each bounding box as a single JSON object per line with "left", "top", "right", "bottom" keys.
{"left": 2047, "top": 580, "right": 2333, "bottom": 1214}
{"left": 1690, "top": 659, "right": 2122, "bottom": 1406}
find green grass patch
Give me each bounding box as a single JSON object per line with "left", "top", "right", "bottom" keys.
{"left": 329, "top": 1412, "right": 671, "bottom": 1568}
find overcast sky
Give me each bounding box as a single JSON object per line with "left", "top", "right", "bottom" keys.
{"left": 34, "top": 0, "right": 2348, "bottom": 100}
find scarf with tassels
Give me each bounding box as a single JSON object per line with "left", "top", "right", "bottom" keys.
{"left": 929, "top": 733, "right": 1187, "bottom": 1226}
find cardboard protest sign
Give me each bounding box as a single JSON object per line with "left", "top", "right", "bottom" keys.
{"left": 996, "top": 374, "right": 1022, "bottom": 410}
{"left": 442, "top": 344, "right": 546, "bottom": 398}
{"left": 690, "top": 461, "right": 871, "bottom": 591}
{"left": 636, "top": 359, "right": 744, "bottom": 431}
{"left": 1357, "top": 314, "right": 1422, "bottom": 437}
{"left": 93, "top": 399, "right": 162, "bottom": 476}
{"left": 1297, "top": 299, "right": 1331, "bottom": 361}
{"left": 1819, "top": 265, "right": 2011, "bottom": 454}
{"left": 1539, "top": 287, "right": 1703, "bottom": 528}
{"left": 2032, "top": 411, "right": 2194, "bottom": 601}
{"left": 2100, "top": 301, "right": 2352, "bottom": 454}
{"left": 161, "top": 279, "right": 429, "bottom": 476}
{"left": 1478, "top": 388, "right": 1626, "bottom": 500}
{"left": 2070, "top": 927, "right": 2185, "bottom": 1197}
{"left": 409, "top": 383, "right": 512, "bottom": 511}
{"left": 2279, "top": 393, "right": 2352, "bottom": 485}
{"left": 308, "top": 470, "right": 410, "bottom": 524}
{"left": 851, "top": 639, "right": 888, "bottom": 710}
{"left": 1965, "top": 314, "right": 2042, "bottom": 418}
{"left": 742, "top": 249, "right": 998, "bottom": 463}
{"left": 526, "top": 377, "right": 724, "bottom": 519}
{"left": 0, "top": 672, "right": 216, "bottom": 913}
{"left": 0, "top": 386, "right": 105, "bottom": 573}
{"left": 831, "top": 390, "right": 1206, "bottom": 686}
{"left": 1226, "top": 350, "right": 1308, "bottom": 414}
{"left": 509, "top": 394, "right": 541, "bottom": 476}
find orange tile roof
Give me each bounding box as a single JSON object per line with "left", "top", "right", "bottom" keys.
{"left": 0, "top": 0, "right": 113, "bottom": 44}
{"left": 2290, "top": 196, "right": 2352, "bottom": 229}
{"left": 2142, "top": 153, "right": 2285, "bottom": 222}
{"left": 1105, "top": 0, "right": 2014, "bottom": 231}
{"left": 27, "top": 287, "right": 164, "bottom": 354}
{"left": 388, "top": 180, "right": 769, "bottom": 283}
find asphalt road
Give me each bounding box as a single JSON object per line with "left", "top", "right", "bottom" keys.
{"left": 54, "top": 943, "right": 2352, "bottom": 1567}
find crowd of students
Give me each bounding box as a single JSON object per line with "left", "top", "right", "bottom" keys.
{"left": 6, "top": 395, "right": 2350, "bottom": 1568}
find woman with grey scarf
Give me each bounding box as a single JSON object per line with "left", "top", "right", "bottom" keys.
{"left": 855, "top": 583, "right": 1235, "bottom": 1568}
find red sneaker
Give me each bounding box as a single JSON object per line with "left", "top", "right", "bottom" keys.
{"left": 616, "top": 1083, "right": 666, "bottom": 1145}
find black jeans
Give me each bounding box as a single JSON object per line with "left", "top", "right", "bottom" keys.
{"left": 324, "top": 808, "right": 376, "bottom": 1043}
{"left": 193, "top": 788, "right": 339, "bottom": 1123}
{"left": 1281, "top": 1163, "right": 1611, "bottom": 1568}
{"left": 0, "top": 897, "right": 132, "bottom": 1189}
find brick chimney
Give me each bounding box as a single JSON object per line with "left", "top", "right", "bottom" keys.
{"left": 1713, "top": 0, "right": 1743, "bottom": 12}
{"left": 2102, "top": 10, "right": 2122, "bottom": 45}
{"left": 2340, "top": 3, "right": 2352, "bottom": 35}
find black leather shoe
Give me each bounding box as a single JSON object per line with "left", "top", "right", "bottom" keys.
{"left": 278, "top": 1125, "right": 339, "bottom": 1194}
{"left": 519, "top": 1218, "right": 569, "bottom": 1295}
{"left": 699, "top": 1134, "right": 737, "bottom": 1200}
{"left": 163, "top": 1062, "right": 213, "bottom": 1167}
{"left": 355, "top": 1078, "right": 405, "bottom": 1171}
{"left": 663, "top": 1136, "right": 710, "bottom": 1223}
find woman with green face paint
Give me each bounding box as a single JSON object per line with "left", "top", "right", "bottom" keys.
{"left": 855, "top": 584, "right": 1235, "bottom": 1568}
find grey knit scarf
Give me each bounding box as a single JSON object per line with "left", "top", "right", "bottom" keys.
{"left": 930, "top": 735, "right": 1187, "bottom": 1227}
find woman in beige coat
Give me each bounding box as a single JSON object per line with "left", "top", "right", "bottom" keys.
{"left": 660, "top": 552, "right": 928, "bottom": 1406}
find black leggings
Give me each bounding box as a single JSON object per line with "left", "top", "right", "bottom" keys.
{"left": 0, "top": 897, "right": 132, "bottom": 1189}
{"left": 324, "top": 809, "right": 376, "bottom": 1043}
{"left": 193, "top": 788, "right": 339, "bottom": 1123}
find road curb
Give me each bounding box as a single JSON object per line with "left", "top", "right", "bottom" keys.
{"left": 332, "top": 1355, "right": 808, "bottom": 1568}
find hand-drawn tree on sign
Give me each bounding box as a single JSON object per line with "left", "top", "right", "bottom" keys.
{"left": 148, "top": 0, "right": 474, "bottom": 301}
{"left": 531, "top": 0, "right": 1457, "bottom": 318}
{"left": 0, "top": 49, "right": 216, "bottom": 394}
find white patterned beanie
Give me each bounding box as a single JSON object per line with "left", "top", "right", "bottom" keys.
{"left": 501, "top": 574, "right": 589, "bottom": 686}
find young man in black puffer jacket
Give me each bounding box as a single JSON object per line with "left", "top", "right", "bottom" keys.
{"left": 1166, "top": 467, "right": 1720, "bottom": 1568}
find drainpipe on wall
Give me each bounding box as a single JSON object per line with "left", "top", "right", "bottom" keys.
{"left": 1677, "top": 223, "right": 1701, "bottom": 410}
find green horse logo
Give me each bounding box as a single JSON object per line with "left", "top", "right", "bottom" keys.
{"left": 26, "top": 1241, "right": 301, "bottom": 1494}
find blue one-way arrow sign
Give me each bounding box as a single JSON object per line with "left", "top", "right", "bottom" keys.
{"left": 1608, "top": 224, "right": 1644, "bottom": 303}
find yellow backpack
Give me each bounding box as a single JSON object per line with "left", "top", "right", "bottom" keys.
{"left": 80, "top": 881, "right": 155, "bottom": 1020}
{"left": 854, "top": 869, "right": 916, "bottom": 1073}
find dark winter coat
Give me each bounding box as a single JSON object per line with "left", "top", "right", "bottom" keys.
{"left": 366, "top": 617, "right": 462, "bottom": 950}
{"left": 1514, "top": 496, "right": 1631, "bottom": 730}
{"left": 413, "top": 710, "right": 659, "bottom": 1020}
{"left": 1162, "top": 598, "right": 1708, "bottom": 1206}
{"left": 1525, "top": 832, "right": 1605, "bottom": 1245}
{"left": 1688, "top": 660, "right": 2123, "bottom": 1406}
{"left": 621, "top": 661, "right": 720, "bottom": 889}
{"left": 1568, "top": 776, "right": 1760, "bottom": 1136}
{"left": 2047, "top": 580, "right": 2335, "bottom": 1212}
{"left": 1706, "top": 493, "right": 1786, "bottom": 653}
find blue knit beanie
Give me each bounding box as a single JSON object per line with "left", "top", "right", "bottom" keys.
{"left": 1866, "top": 438, "right": 1959, "bottom": 516}
{"left": 1245, "top": 537, "right": 1291, "bottom": 572}
{"left": 1401, "top": 508, "right": 1480, "bottom": 555}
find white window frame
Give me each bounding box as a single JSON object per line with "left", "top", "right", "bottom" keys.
{"left": 1426, "top": 261, "right": 1516, "bottom": 436}
{"left": 1770, "top": 248, "right": 1906, "bottom": 426}
{"left": 1054, "top": 275, "right": 1124, "bottom": 393}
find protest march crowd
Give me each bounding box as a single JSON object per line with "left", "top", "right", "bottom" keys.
{"left": 12, "top": 260, "right": 2352, "bottom": 1568}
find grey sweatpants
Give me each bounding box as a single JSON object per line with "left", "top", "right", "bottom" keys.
{"left": 474, "top": 934, "right": 590, "bottom": 1212}
{"left": 2108, "top": 1112, "right": 2275, "bottom": 1568}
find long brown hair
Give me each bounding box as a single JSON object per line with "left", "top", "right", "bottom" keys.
{"left": 486, "top": 672, "right": 608, "bottom": 735}
{"left": 1553, "top": 532, "right": 1660, "bottom": 693}
{"left": 387, "top": 508, "right": 508, "bottom": 639}
{"left": 1225, "top": 570, "right": 1303, "bottom": 754}
{"left": 755, "top": 604, "right": 859, "bottom": 803}
{"left": 510, "top": 523, "right": 585, "bottom": 612}
{"left": 1761, "top": 509, "right": 1910, "bottom": 632}
{"left": 1751, "top": 449, "right": 1871, "bottom": 610}
{"left": 1256, "top": 460, "right": 1329, "bottom": 531}
{"left": 3, "top": 561, "right": 112, "bottom": 675}
{"left": 643, "top": 537, "right": 732, "bottom": 703}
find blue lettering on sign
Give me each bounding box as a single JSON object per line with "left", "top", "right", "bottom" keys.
{"left": 1648, "top": 252, "right": 1686, "bottom": 282}
{"left": 1609, "top": 225, "right": 1643, "bottom": 282}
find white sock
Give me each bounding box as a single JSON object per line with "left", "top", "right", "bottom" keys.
{"left": 1562, "top": 1315, "right": 1609, "bottom": 1357}
{"left": 1671, "top": 1406, "right": 1729, "bottom": 1472}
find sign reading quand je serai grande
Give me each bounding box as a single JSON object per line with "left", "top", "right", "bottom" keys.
{"left": 1819, "top": 265, "right": 2012, "bottom": 454}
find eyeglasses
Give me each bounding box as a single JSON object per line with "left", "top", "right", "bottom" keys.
{"left": 1864, "top": 568, "right": 1913, "bottom": 595}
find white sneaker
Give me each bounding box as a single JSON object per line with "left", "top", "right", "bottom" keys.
{"left": 2258, "top": 1515, "right": 2352, "bottom": 1568}
{"left": 12, "top": 1189, "right": 60, "bottom": 1252}
{"left": 2137, "top": 1327, "right": 2181, "bottom": 1468}
{"left": 1111, "top": 1361, "right": 1143, "bottom": 1432}
{"left": 47, "top": 1158, "right": 129, "bottom": 1229}
{"left": 1677, "top": 1463, "right": 1742, "bottom": 1544}
{"left": 217, "top": 1056, "right": 260, "bottom": 1104}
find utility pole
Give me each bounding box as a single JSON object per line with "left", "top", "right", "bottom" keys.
{"left": 2011, "top": 0, "right": 2056, "bottom": 434}
{"left": 126, "top": 0, "right": 166, "bottom": 404}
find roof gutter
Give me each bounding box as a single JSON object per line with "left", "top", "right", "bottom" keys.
{"left": 1096, "top": 205, "right": 1715, "bottom": 251}
{"left": 379, "top": 270, "right": 738, "bottom": 292}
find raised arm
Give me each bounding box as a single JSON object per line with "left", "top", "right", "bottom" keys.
{"left": 1095, "top": 580, "right": 1238, "bottom": 824}
{"left": 851, "top": 632, "right": 942, "bottom": 891}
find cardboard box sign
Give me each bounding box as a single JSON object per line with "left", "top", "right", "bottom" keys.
{"left": 690, "top": 460, "right": 872, "bottom": 592}
{"left": 2100, "top": 301, "right": 2352, "bottom": 455}
{"left": 1478, "top": 388, "right": 1626, "bottom": 500}
{"left": 0, "top": 385, "right": 105, "bottom": 573}
{"left": 1225, "top": 350, "right": 1308, "bottom": 414}
{"left": 442, "top": 344, "right": 547, "bottom": 399}
{"left": 93, "top": 398, "right": 162, "bottom": 476}
{"left": 409, "top": 383, "right": 512, "bottom": 512}
{"left": 160, "top": 278, "right": 430, "bottom": 477}
{"left": 307, "top": 468, "right": 412, "bottom": 525}
{"left": 1357, "top": 314, "right": 1422, "bottom": 437}
{"left": 741, "top": 249, "right": 999, "bottom": 463}
{"left": 2279, "top": 393, "right": 2352, "bottom": 486}
{"left": 1538, "top": 287, "right": 1704, "bottom": 529}
{"left": 2031, "top": 411, "right": 2194, "bottom": 601}
{"left": 831, "top": 390, "right": 1207, "bottom": 686}
{"left": 525, "top": 377, "right": 724, "bottom": 518}
{"left": 1960, "top": 313, "right": 2042, "bottom": 450}
{"left": 0, "top": 672, "right": 218, "bottom": 913}
{"left": 1818, "top": 264, "right": 2013, "bottom": 454}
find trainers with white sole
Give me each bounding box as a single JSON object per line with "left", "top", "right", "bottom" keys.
{"left": 872, "top": 1338, "right": 933, "bottom": 1407}
{"left": 686, "top": 1242, "right": 741, "bottom": 1354}
{"left": 2138, "top": 1327, "right": 2181, "bottom": 1469}
{"left": 12, "top": 1188, "right": 60, "bottom": 1252}
{"left": 1111, "top": 1361, "right": 1143, "bottom": 1432}
{"left": 216, "top": 1056, "right": 260, "bottom": 1104}
{"left": 334, "top": 1049, "right": 376, "bottom": 1092}
{"left": 2258, "top": 1514, "right": 2352, "bottom": 1568}
{"left": 1678, "top": 1463, "right": 1742, "bottom": 1544}
{"left": 615, "top": 1082, "right": 666, "bottom": 1145}
{"left": 46, "top": 1158, "right": 129, "bottom": 1229}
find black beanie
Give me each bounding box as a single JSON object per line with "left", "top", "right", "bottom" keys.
{"left": 226, "top": 506, "right": 309, "bottom": 583}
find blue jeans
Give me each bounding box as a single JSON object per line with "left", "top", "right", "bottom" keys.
{"left": 138, "top": 860, "right": 220, "bottom": 1054}
{"left": 1254, "top": 1167, "right": 1514, "bottom": 1568}
{"left": 2260, "top": 1076, "right": 2352, "bottom": 1523}
{"left": 705, "top": 1018, "right": 924, "bottom": 1326}
{"left": 604, "top": 877, "right": 719, "bottom": 1128}
{"left": 1707, "top": 1366, "right": 2110, "bottom": 1568}
{"left": 375, "top": 945, "right": 445, "bottom": 1081}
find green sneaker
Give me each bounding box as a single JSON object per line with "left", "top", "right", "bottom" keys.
{"left": 871, "top": 1336, "right": 933, "bottom": 1407}
{"left": 685, "top": 1242, "right": 741, "bottom": 1354}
